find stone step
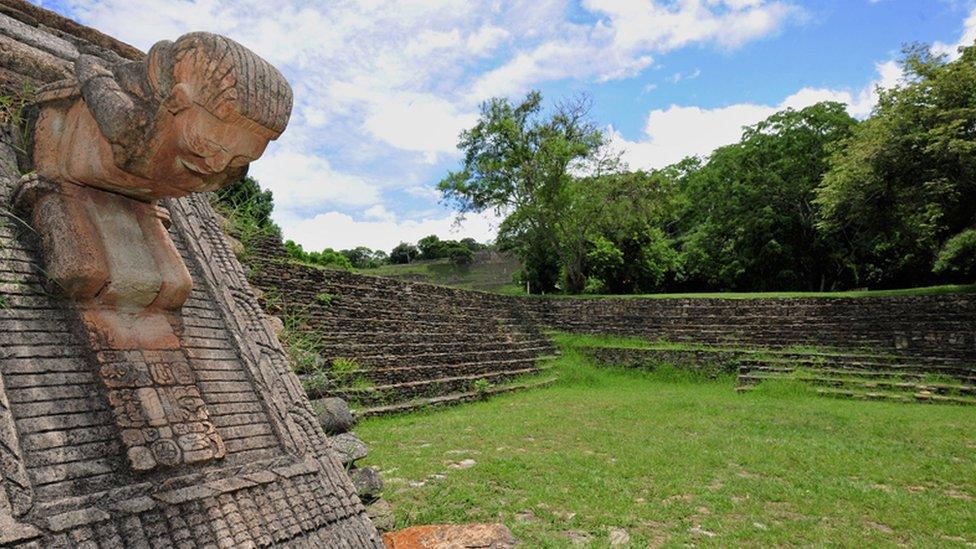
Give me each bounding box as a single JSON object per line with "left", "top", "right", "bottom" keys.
{"left": 738, "top": 373, "right": 976, "bottom": 397}
{"left": 353, "top": 377, "right": 558, "bottom": 417}
{"left": 812, "top": 387, "right": 976, "bottom": 406}
{"left": 327, "top": 365, "right": 554, "bottom": 406}
{"left": 735, "top": 382, "right": 976, "bottom": 406}
{"left": 322, "top": 338, "right": 555, "bottom": 355}
{"left": 740, "top": 365, "right": 976, "bottom": 384}
{"left": 327, "top": 346, "right": 556, "bottom": 370}
{"left": 302, "top": 355, "right": 559, "bottom": 389}
{"left": 739, "top": 357, "right": 976, "bottom": 376}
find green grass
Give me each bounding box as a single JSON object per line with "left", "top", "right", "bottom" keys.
{"left": 360, "top": 255, "right": 522, "bottom": 293}
{"left": 357, "top": 345, "right": 976, "bottom": 547}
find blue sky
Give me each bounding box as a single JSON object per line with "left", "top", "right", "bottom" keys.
{"left": 43, "top": 0, "right": 976, "bottom": 252}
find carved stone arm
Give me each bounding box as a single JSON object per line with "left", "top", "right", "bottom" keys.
{"left": 75, "top": 54, "right": 151, "bottom": 166}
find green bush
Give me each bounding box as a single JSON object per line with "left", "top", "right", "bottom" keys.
{"left": 934, "top": 229, "right": 976, "bottom": 281}
{"left": 448, "top": 245, "right": 474, "bottom": 266}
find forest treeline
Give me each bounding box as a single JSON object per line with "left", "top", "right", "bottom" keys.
{"left": 439, "top": 42, "right": 976, "bottom": 294}
{"left": 218, "top": 42, "right": 976, "bottom": 295}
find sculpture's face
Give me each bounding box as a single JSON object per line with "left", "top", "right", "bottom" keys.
{"left": 154, "top": 100, "right": 270, "bottom": 193}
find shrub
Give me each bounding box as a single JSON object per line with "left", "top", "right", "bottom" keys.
{"left": 448, "top": 245, "right": 474, "bottom": 267}
{"left": 934, "top": 229, "right": 976, "bottom": 281}
{"left": 472, "top": 378, "right": 492, "bottom": 399}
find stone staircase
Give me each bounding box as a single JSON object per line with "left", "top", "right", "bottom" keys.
{"left": 736, "top": 352, "right": 976, "bottom": 405}
{"left": 581, "top": 345, "right": 976, "bottom": 406}
{"left": 246, "top": 236, "right": 559, "bottom": 416}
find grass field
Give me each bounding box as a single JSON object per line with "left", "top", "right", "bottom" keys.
{"left": 359, "top": 254, "right": 522, "bottom": 293}
{"left": 357, "top": 342, "right": 976, "bottom": 547}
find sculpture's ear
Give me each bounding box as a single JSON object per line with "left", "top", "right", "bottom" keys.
{"left": 163, "top": 83, "right": 193, "bottom": 114}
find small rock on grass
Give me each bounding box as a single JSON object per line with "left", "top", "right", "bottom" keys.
{"left": 351, "top": 466, "right": 384, "bottom": 500}
{"left": 318, "top": 397, "right": 356, "bottom": 435}
{"left": 331, "top": 432, "right": 368, "bottom": 465}
{"left": 609, "top": 527, "right": 630, "bottom": 546}
{"left": 367, "top": 499, "right": 395, "bottom": 532}
{"left": 564, "top": 530, "right": 593, "bottom": 546}
{"left": 448, "top": 459, "right": 476, "bottom": 469}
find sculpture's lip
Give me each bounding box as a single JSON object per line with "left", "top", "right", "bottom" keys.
{"left": 178, "top": 157, "right": 213, "bottom": 176}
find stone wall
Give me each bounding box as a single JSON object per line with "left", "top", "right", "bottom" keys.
{"left": 246, "top": 236, "right": 557, "bottom": 414}
{"left": 525, "top": 295, "right": 976, "bottom": 362}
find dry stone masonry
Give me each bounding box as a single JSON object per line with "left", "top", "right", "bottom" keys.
{"left": 0, "top": 2, "right": 381, "bottom": 546}
{"left": 247, "top": 236, "right": 559, "bottom": 416}
{"left": 528, "top": 295, "right": 976, "bottom": 361}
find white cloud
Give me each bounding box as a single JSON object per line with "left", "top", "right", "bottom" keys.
{"left": 362, "top": 94, "right": 477, "bottom": 163}
{"left": 248, "top": 149, "right": 381, "bottom": 210}
{"left": 405, "top": 185, "right": 443, "bottom": 201}
{"left": 281, "top": 210, "right": 502, "bottom": 252}
{"left": 934, "top": 7, "right": 976, "bottom": 60}
{"left": 613, "top": 57, "right": 904, "bottom": 170}
{"left": 666, "top": 68, "right": 701, "bottom": 84}
{"left": 363, "top": 204, "right": 396, "bottom": 222}
{"left": 469, "top": 0, "right": 800, "bottom": 98}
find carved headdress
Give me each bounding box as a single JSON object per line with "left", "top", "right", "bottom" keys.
{"left": 146, "top": 32, "right": 292, "bottom": 139}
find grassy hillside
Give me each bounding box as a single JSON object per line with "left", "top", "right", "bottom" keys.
{"left": 359, "top": 251, "right": 522, "bottom": 293}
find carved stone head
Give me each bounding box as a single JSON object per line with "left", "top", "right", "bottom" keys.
{"left": 31, "top": 32, "right": 293, "bottom": 200}
{"left": 141, "top": 32, "right": 292, "bottom": 194}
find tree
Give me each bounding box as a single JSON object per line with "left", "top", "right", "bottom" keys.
{"left": 213, "top": 176, "right": 275, "bottom": 229}
{"left": 417, "top": 235, "right": 446, "bottom": 260}
{"left": 448, "top": 245, "right": 474, "bottom": 267}
{"left": 817, "top": 43, "right": 976, "bottom": 287}
{"left": 283, "top": 240, "right": 352, "bottom": 269}
{"left": 575, "top": 170, "right": 683, "bottom": 293}
{"left": 439, "top": 91, "right": 619, "bottom": 293}
{"left": 459, "top": 237, "right": 485, "bottom": 252}
{"left": 677, "top": 102, "right": 857, "bottom": 291}
{"left": 341, "top": 246, "right": 387, "bottom": 269}
{"left": 933, "top": 229, "right": 976, "bottom": 281}
{"left": 390, "top": 242, "right": 419, "bottom": 264}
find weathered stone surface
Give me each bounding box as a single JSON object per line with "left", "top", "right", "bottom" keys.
{"left": 368, "top": 498, "right": 396, "bottom": 533}
{"left": 319, "top": 396, "right": 357, "bottom": 434}
{"left": 0, "top": 7, "right": 381, "bottom": 546}
{"left": 352, "top": 466, "right": 385, "bottom": 500}
{"left": 0, "top": 10, "right": 77, "bottom": 60}
{"left": 382, "top": 524, "right": 517, "bottom": 549}
{"left": 0, "top": 31, "right": 70, "bottom": 81}
{"left": 0, "top": 0, "right": 142, "bottom": 60}
{"left": 332, "top": 432, "right": 369, "bottom": 465}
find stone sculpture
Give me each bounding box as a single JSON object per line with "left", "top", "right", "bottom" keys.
{"left": 1, "top": 11, "right": 380, "bottom": 545}
{"left": 13, "top": 32, "right": 291, "bottom": 472}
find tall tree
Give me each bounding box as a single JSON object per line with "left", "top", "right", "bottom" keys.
{"left": 439, "top": 91, "right": 619, "bottom": 293}
{"left": 678, "top": 102, "right": 857, "bottom": 291}
{"left": 817, "top": 43, "right": 976, "bottom": 287}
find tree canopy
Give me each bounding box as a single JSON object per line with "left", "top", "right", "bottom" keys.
{"left": 438, "top": 41, "right": 976, "bottom": 294}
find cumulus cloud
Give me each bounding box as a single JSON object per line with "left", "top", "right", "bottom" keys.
{"left": 613, "top": 58, "right": 905, "bottom": 171}
{"left": 934, "top": 7, "right": 976, "bottom": 60}
{"left": 248, "top": 149, "right": 381, "bottom": 210}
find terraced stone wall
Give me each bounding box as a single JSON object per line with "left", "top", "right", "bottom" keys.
{"left": 246, "top": 237, "right": 557, "bottom": 415}
{"left": 525, "top": 296, "right": 976, "bottom": 362}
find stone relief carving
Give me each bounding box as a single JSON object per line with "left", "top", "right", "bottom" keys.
{"left": 11, "top": 32, "right": 292, "bottom": 472}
